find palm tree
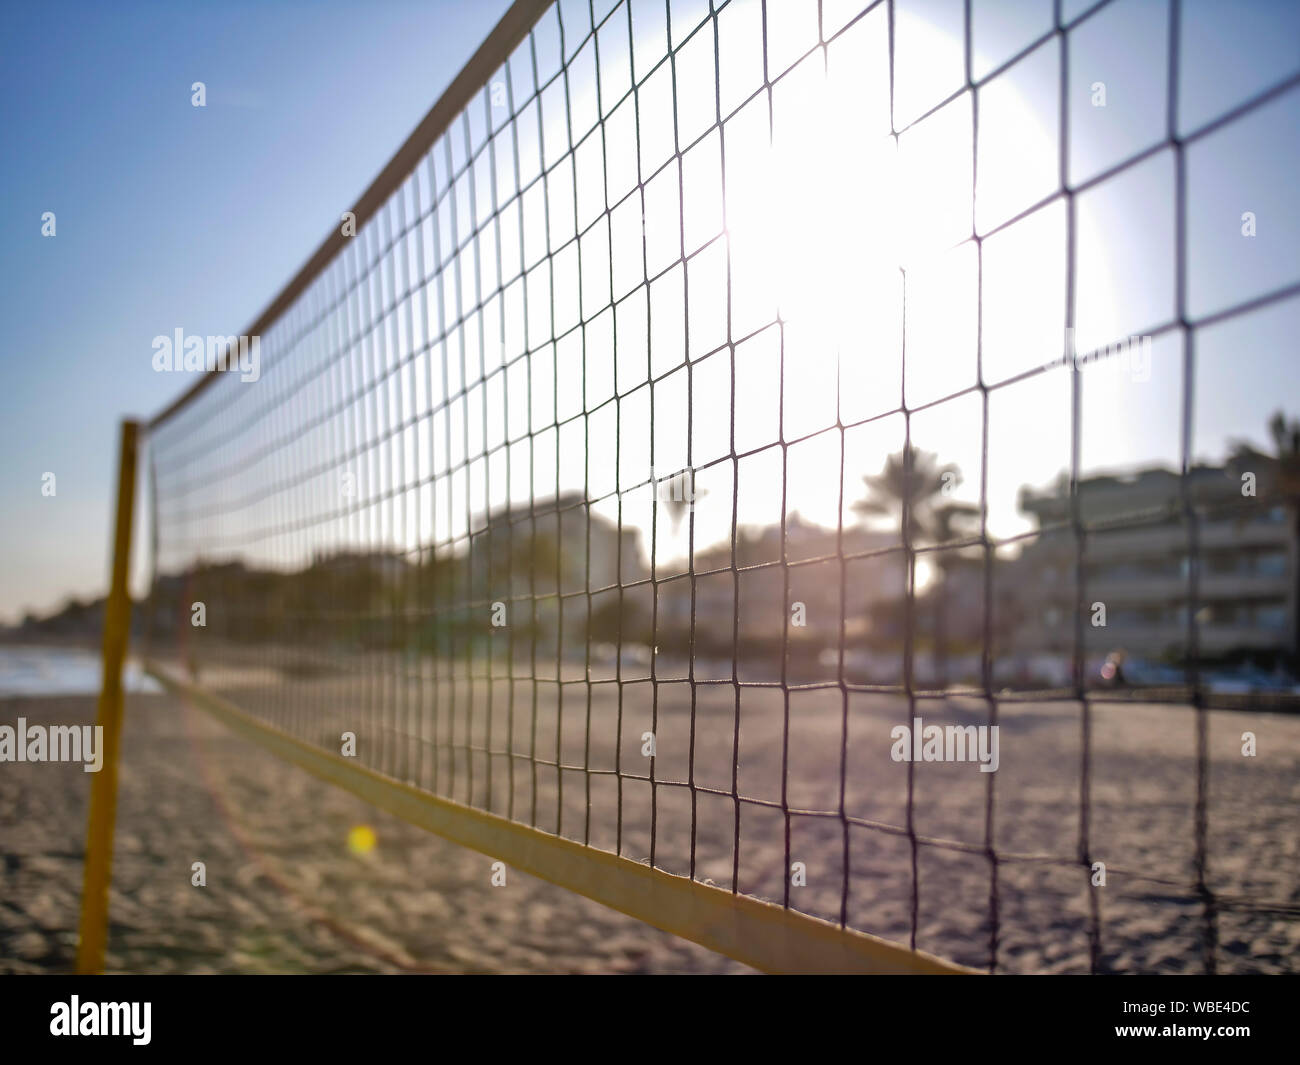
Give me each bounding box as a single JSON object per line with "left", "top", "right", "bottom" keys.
{"left": 657, "top": 469, "right": 707, "bottom": 535}
{"left": 852, "top": 444, "right": 967, "bottom": 542}
{"left": 853, "top": 444, "right": 979, "bottom": 686}
{"left": 929, "top": 501, "right": 981, "bottom": 688}
{"left": 931, "top": 500, "right": 982, "bottom": 549}
{"left": 1228, "top": 410, "right": 1300, "bottom": 666}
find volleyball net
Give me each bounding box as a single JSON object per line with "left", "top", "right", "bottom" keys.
{"left": 124, "top": 0, "right": 1300, "bottom": 973}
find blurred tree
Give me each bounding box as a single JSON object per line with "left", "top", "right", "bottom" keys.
{"left": 658, "top": 469, "right": 707, "bottom": 535}
{"left": 852, "top": 444, "right": 964, "bottom": 542}
{"left": 930, "top": 501, "right": 981, "bottom": 688}
{"left": 854, "top": 445, "right": 979, "bottom": 687}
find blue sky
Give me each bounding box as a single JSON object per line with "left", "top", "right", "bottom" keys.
{"left": 2, "top": 0, "right": 1298, "bottom": 623}
{"left": 0, "top": 0, "right": 510, "bottom": 621}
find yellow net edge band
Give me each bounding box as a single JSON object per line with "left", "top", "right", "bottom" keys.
{"left": 143, "top": 660, "right": 975, "bottom": 975}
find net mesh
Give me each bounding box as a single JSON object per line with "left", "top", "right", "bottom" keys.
{"left": 146, "top": 0, "right": 1300, "bottom": 973}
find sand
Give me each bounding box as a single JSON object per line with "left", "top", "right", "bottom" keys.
{"left": 2, "top": 675, "right": 1297, "bottom": 974}
{"left": 0, "top": 693, "right": 745, "bottom": 974}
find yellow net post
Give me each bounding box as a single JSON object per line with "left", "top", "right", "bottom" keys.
{"left": 76, "top": 418, "right": 139, "bottom": 974}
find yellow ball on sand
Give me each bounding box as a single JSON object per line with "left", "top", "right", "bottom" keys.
{"left": 347, "top": 825, "right": 377, "bottom": 855}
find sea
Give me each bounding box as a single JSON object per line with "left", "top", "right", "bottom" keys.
{"left": 0, "top": 645, "right": 161, "bottom": 698}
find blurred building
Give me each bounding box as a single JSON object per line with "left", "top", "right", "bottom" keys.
{"left": 1011, "top": 464, "right": 1296, "bottom": 663}
{"left": 469, "top": 493, "right": 649, "bottom": 651}
{"left": 657, "top": 515, "right": 906, "bottom": 657}
{"left": 469, "top": 492, "right": 647, "bottom": 595}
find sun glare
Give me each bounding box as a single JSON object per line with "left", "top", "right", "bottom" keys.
{"left": 704, "top": 10, "right": 1074, "bottom": 554}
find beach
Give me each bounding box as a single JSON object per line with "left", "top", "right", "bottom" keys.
{"left": 2, "top": 672, "right": 1297, "bottom": 974}
{"left": 0, "top": 691, "right": 745, "bottom": 974}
